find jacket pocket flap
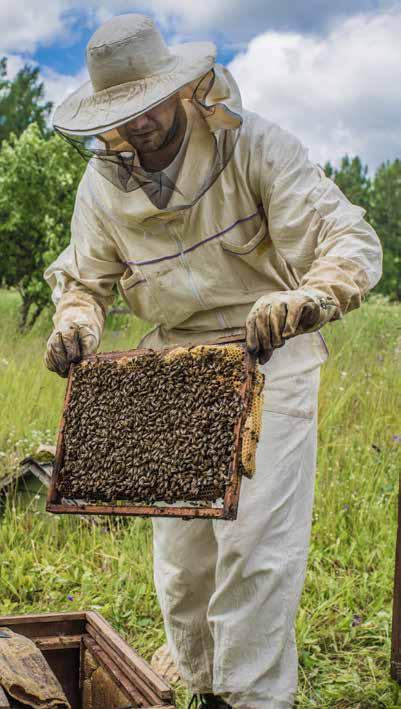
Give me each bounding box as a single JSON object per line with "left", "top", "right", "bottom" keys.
{"left": 120, "top": 266, "right": 147, "bottom": 291}
{"left": 221, "top": 222, "right": 271, "bottom": 255}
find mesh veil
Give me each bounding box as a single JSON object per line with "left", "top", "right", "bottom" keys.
{"left": 56, "top": 69, "right": 242, "bottom": 211}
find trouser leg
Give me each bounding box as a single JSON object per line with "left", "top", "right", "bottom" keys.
{"left": 152, "top": 517, "right": 217, "bottom": 691}
{"left": 209, "top": 373, "right": 319, "bottom": 708}
{"left": 153, "top": 365, "right": 320, "bottom": 707}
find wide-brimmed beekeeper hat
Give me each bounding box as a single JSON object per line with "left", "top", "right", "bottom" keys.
{"left": 53, "top": 13, "right": 243, "bottom": 209}
{"left": 53, "top": 13, "right": 217, "bottom": 136}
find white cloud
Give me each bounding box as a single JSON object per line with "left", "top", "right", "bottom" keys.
{"left": 41, "top": 65, "right": 89, "bottom": 117}
{"left": 0, "top": 0, "right": 400, "bottom": 58}
{"left": 228, "top": 8, "right": 401, "bottom": 168}
{"left": 0, "top": 0, "right": 73, "bottom": 53}
{"left": 0, "top": 1, "right": 88, "bottom": 120}
{"left": 0, "top": 53, "right": 87, "bottom": 123}
{"left": 90, "top": 0, "right": 401, "bottom": 41}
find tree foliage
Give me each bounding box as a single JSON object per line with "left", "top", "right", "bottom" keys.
{"left": 325, "top": 155, "right": 401, "bottom": 300}
{"left": 370, "top": 160, "right": 401, "bottom": 300}
{"left": 0, "top": 124, "right": 84, "bottom": 329}
{"left": 0, "top": 57, "right": 52, "bottom": 146}
{"left": 324, "top": 156, "right": 371, "bottom": 214}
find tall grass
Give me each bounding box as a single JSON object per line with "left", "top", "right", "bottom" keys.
{"left": 0, "top": 291, "right": 149, "bottom": 473}
{"left": 0, "top": 290, "right": 401, "bottom": 707}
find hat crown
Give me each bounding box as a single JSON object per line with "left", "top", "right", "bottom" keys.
{"left": 87, "top": 14, "right": 174, "bottom": 91}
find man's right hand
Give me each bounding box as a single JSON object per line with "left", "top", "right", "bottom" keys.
{"left": 45, "top": 324, "right": 98, "bottom": 377}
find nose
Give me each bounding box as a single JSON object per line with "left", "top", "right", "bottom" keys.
{"left": 127, "top": 112, "right": 153, "bottom": 132}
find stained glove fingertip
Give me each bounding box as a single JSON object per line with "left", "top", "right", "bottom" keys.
{"left": 246, "top": 342, "right": 258, "bottom": 355}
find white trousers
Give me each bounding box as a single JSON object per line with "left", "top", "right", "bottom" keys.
{"left": 152, "top": 335, "right": 324, "bottom": 708}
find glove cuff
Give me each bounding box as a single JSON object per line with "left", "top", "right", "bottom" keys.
{"left": 298, "top": 287, "right": 339, "bottom": 326}
{"left": 52, "top": 320, "right": 100, "bottom": 355}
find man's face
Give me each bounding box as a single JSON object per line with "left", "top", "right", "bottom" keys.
{"left": 117, "top": 94, "right": 180, "bottom": 153}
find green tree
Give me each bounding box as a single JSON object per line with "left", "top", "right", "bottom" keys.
{"left": 370, "top": 160, "right": 401, "bottom": 300}
{"left": 0, "top": 58, "right": 52, "bottom": 145}
{"left": 324, "top": 155, "right": 371, "bottom": 214}
{"left": 0, "top": 124, "right": 84, "bottom": 329}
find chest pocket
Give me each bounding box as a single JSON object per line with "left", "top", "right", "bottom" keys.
{"left": 219, "top": 218, "right": 277, "bottom": 291}
{"left": 119, "top": 255, "right": 208, "bottom": 329}
{"left": 118, "top": 212, "right": 190, "bottom": 327}
{"left": 221, "top": 219, "right": 272, "bottom": 259}
{"left": 119, "top": 265, "right": 168, "bottom": 325}
{"left": 220, "top": 214, "right": 300, "bottom": 293}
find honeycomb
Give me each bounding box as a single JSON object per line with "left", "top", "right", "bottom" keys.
{"left": 57, "top": 344, "right": 264, "bottom": 504}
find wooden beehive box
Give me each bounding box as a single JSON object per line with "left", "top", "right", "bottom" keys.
{"left": 47, "top": 341, "right": 259, "bottom": 521}
{"left": 0, "top": 611, "right": 175, "bottom": 708}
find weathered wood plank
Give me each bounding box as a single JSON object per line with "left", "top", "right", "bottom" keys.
{"left": 86, "top": 624, "right": 172, "bottom": 704}
{"left": 87, "top": 611, "right": 173, "bottom": 699}
{"left": 33, "top": 634, "right": 82, "bottom": 651}
{"left": 83, "top": 635, "right": 146, "bottom": 706}
{"left": 0, "top": 612, "right": 86, "bottom": 644}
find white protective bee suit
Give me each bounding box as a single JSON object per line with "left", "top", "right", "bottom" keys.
{"left": 45, "top": 51, "right": 382, "bottom": 709}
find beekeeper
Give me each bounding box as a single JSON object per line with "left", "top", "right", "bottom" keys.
{"left": 44, "top": 14, "right": 382, "bottom": 709}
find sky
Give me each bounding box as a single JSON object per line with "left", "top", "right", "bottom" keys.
{"left": 1, "top": 0, "right": 401, "bottom": 169}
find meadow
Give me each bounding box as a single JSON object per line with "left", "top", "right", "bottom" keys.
{"left": 0, "top": 289, "right": 401, "bottom": 708}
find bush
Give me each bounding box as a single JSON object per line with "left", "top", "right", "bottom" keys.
{"left": 0, "top": 124, "right": 84, "bottom": 329}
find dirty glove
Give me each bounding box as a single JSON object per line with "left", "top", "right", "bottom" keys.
{"left": 45, "top": 323, "right": 98, "bottom": 377}
{"left": 246, "top": 288, "right": 338, "bottom": 364}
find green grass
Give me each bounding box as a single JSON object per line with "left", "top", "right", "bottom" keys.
{"left": 1, "top": 290, "right": 401, "bottom": 707}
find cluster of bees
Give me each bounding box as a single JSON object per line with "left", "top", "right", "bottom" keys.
{"left": 57, "top": 348, "right": 247, "bottom": 504}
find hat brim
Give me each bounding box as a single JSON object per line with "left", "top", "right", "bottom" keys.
{"left": 53, "top": 41, "right": 216, "bottom": 136}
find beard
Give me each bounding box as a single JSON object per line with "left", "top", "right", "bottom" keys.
{"left": 125, "top": 102, "right": 182, "bottom": 155}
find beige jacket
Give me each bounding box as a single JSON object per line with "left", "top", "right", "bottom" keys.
{"left": 45, "top": 90, "right": 382, "bottom": 358}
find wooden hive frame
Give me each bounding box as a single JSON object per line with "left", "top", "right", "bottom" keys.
{"left": 47, "top": 339, "right": 256, "bottom": 521}
{"left": 0, "top": 610, "right": 175, "bottom": 708}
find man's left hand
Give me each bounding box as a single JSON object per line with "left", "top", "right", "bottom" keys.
{"left": 246, "top": 289, "right": 336, "bottom": 364}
